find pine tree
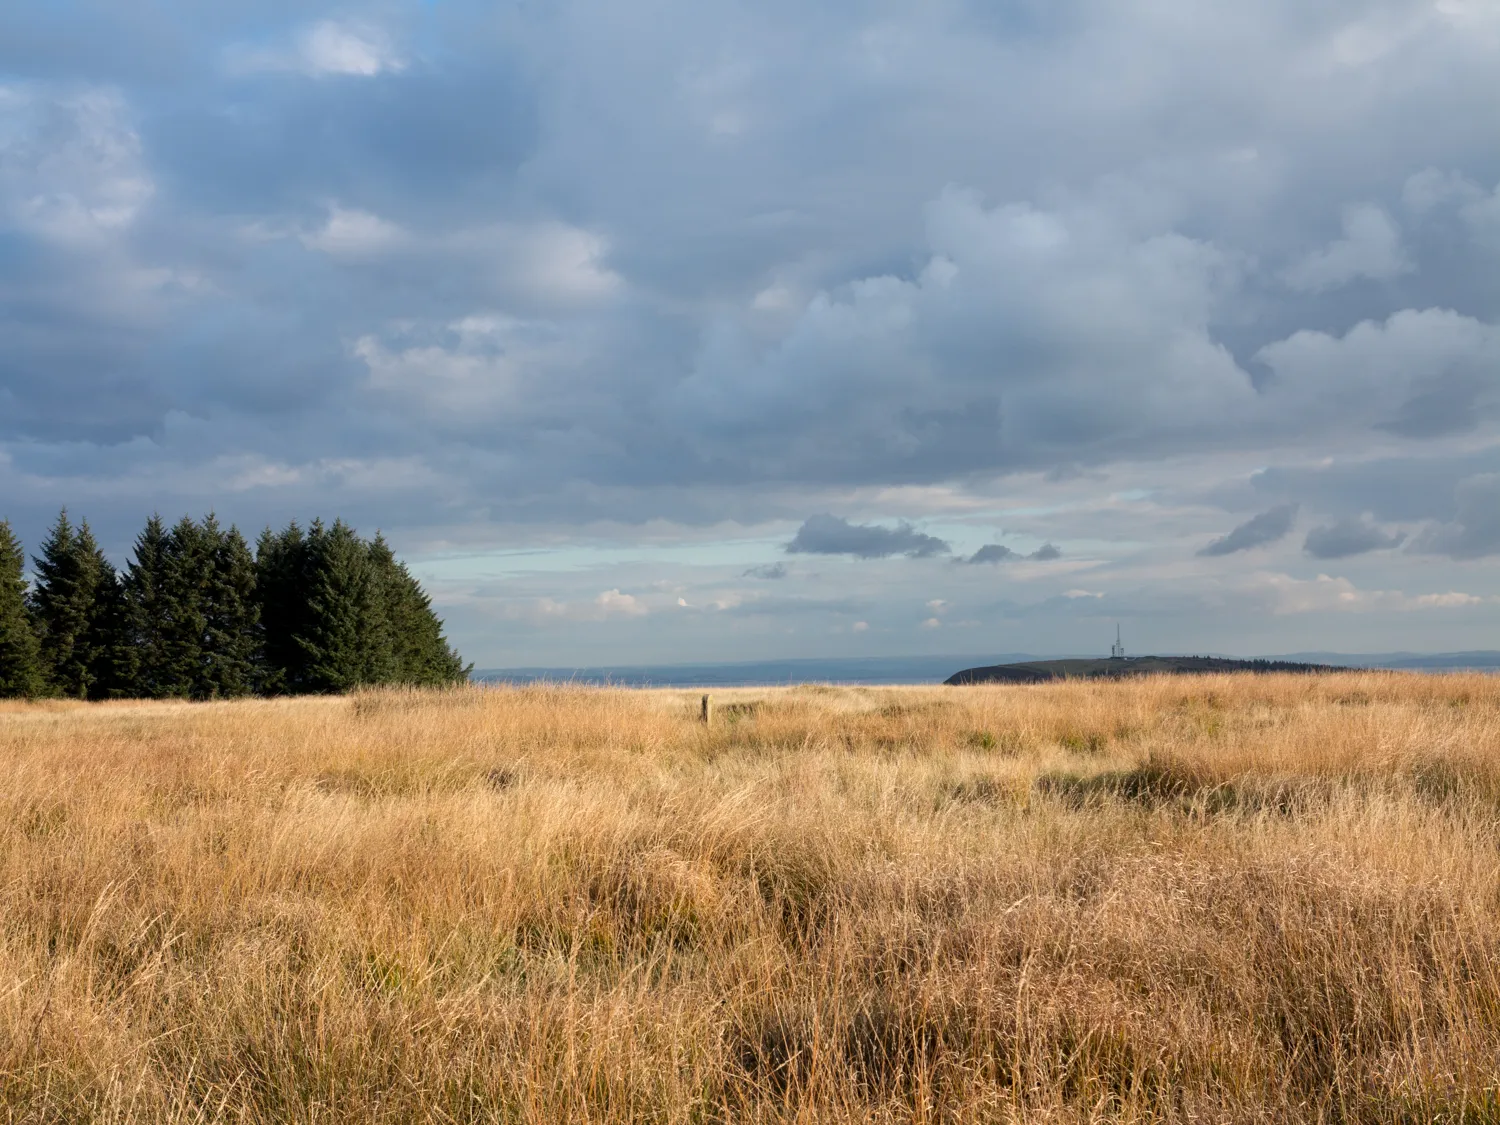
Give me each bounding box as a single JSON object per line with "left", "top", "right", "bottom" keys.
{"left": 361, "top": 534, "right": 402, "bottom": 686}
{"left": 370, "top": 534, "right": 468, "bottom": 686}
{"left": 296, "top": 520, "right": 377, "bottom": 693}
{"left": 29, "top": 510, "right": 85, "bottom": 696}
{"left": 29, "top": 512, "right": 131, "bottom": 699}
{"left": 200, "top": 516, "right": 260, "bottom": 699}
{"left": 254, "top": 518, "right": 468, "bottom": 695}
{"left": 123, "top": 515, "right": 172, "bottom": 697}
{"left": 84, "top": 540, "right": 136, "bottom": 700}
{"left": 256, "top": 522, "right": 312, "bottom": 694}
{"left": 0, "top": 520, "right": 44, "bottom": 698}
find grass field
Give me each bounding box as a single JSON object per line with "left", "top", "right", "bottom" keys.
{"left": 3, "top": 674, "right": 1500, "bottom": 1123}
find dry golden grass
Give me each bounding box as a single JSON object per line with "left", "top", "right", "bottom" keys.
{"left": 3, "top": 673, "right": 1500, "bottom": 1122}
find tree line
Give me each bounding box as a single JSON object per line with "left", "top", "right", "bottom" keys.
{"left": 0, "top": 511, "right": 468, "bottom": 700}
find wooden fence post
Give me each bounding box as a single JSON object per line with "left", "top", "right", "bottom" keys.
{"left": 700, "top": 694, "right": 713, "bottom": 725}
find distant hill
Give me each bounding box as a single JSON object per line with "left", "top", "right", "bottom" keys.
{"left": 945, "top": 655, "right": 1342, "bottom": 685}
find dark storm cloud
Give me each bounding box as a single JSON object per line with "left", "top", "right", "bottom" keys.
{"left": 1198, "top": 505, "right": 1298, "bottom": 557}
{"left": 963, "top": 543, "right": 1061, "bottom": 564}
{"left": 1304, "top": 519, "right": 1406, "bottom": 559}
{"left": 786, "top": 515, "right": 950, "bottom": 559}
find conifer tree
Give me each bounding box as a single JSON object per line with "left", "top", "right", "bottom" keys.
{"left": 159, "top": 516, "right": 211, "bottom": 697}
{"left": 123, "top": 515, "right": 173, "bottom": 697}
{"left": 200, "top": 516, "right": 260, "bottom": 698}
{"left": 370, "top": 533, "right": 468, "bottom": 685}
{"left": 254, "top": 520, "right": 467, "bottom": 694}
{"left": 127, "top": 514, "right": 264, "bottom": 699}
{"left": 29, "top": 510, "right": 85, "bottom": 696}
{"left": 0, "top": 520, "right": 44, "bottom": 698}
{"left": 29, "top": 511, "right": 131, "bottom": 699}
{"left": 256, "top": 522, "right": 312, "bottom": 694}
{"left": 84, "top": 539, "right": 136, "bottom": 699}
{"left": 296, "top": 520, "right": 377, "bottom": 693}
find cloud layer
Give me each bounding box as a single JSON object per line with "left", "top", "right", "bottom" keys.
{"left": 1, "top": 0, "right": 1499, "bottom": 663}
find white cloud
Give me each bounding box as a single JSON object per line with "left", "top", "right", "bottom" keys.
{"left": 451, "top": 221, "right": 620, "bottom": 301}
{"left": 596, "top": 588, "right": 647, "bottom": 616}
{"left": 1248, "top": 572, "right": 1492, "bottom": 615}
{"left": 1254, "top": 308, "right": 1500, "bottom": 439}
{"left": 229, "top": 21, "right": 404, "bottom": 78}
{"left": 302, "top": 205, "right": 405, "bottom": 256}
{"left": 355, "top": 316, "right": 569, "bottom": 416}
{"left": 0, "top": 86, "right": 152, "bottom": 245}
{"left": 299, "top": 21, "right": 404, "bottom": 77}
{"left": 1283, "top": 204, "right": 1411, "bottom": 292}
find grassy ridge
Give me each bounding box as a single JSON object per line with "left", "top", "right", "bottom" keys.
{"left": 3, "top": 675, "right": 1500, "bottom": 1122}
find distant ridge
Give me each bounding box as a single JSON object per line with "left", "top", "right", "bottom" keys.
{"left": 945, "top": 655, "right": 1342, "bottom": 685}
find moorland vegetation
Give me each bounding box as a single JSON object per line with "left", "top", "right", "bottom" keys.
{"left": 3, "top": 673, "right": 1499, "bottom": 1121}
{"left": 0, "top": 511, "right": 466, "bottom": 700}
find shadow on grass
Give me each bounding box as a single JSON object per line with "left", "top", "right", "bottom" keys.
{"left": 1034, "top": 760, "right": 1322, "bottom": 817}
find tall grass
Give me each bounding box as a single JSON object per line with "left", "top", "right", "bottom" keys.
{"left": 3, "top": 674, "right": 1500, "bottom": 1122}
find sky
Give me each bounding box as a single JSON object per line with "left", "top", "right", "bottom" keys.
{"left": 2, "top": 0, "right": 1500, "bottom": 667}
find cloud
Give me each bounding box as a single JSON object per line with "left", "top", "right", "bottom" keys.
{"left": 595, "top": 588, "right": 646, "bottom": 617}
{"left": 1414, "top": 474, "right": 1500, "bottom": 558}
{"left": 964, "top": 542, "right": 1062, "bottom": 564}
{"left": 1248, "top": 573, "right": 1491, "bottom": 615}
{"left": 786, "top": 515, "right": 950, "bottom": 558}
{"left": 0, "top": 86, "right": 152, "bottom": 245}
{"left": 1198, "top": 505, "right": 1299, "bottom": 557}
{"left": 1283, "top": 204, "right": 1411, "bottom": 292}
{"left": 302, "top": 205, "right": 406, "bottom": 257}
{"left": 3, "top": 1, "right": 1500, "bottom": 663}
{"left": 1253, "top": 309, "right": 1500, "bottom": 443}
{"left": 965, "top": 544, "right": 1016, "bottom": 564}
{"left": 229, "top": 21, "right": 405, "bottom": 78}
{"left": 742, "top": 562, "right": 787, "bottom": 579}
{"left": 1303, "top": 518, "right": 1406, "bottom": 559}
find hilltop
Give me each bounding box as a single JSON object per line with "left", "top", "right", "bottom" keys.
{"left": 946, "top": 655, "right": 1342, "bottom": 684}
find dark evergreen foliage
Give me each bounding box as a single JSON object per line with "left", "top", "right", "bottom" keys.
{"left": 125, "top": 514, "right": 263, "bottom": 699}
{"left": 371, "top": 534, "right": 470, "bottom": 686}
{"left": 0, "top": 520, "right": 44, "bottom": 698}
{"left": 296, "top": 519, "right": 377, "bottom": 693}
{"left": 255, "top": 519, "right": 468, "bottom": 694}
{"left": 11, "top": 510, "right": 466, "bottom": 701}
{"left": 255, "top": 522, "right": 314, "bottom": 694}
{"left": 201, "top": 516, "right": 261, "bottom": 699}
{"left": 28, "top": 511, "right": 132, "bottom": 699}
{"left": 123, "top": 515, "right": 174, "bottom": 697}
